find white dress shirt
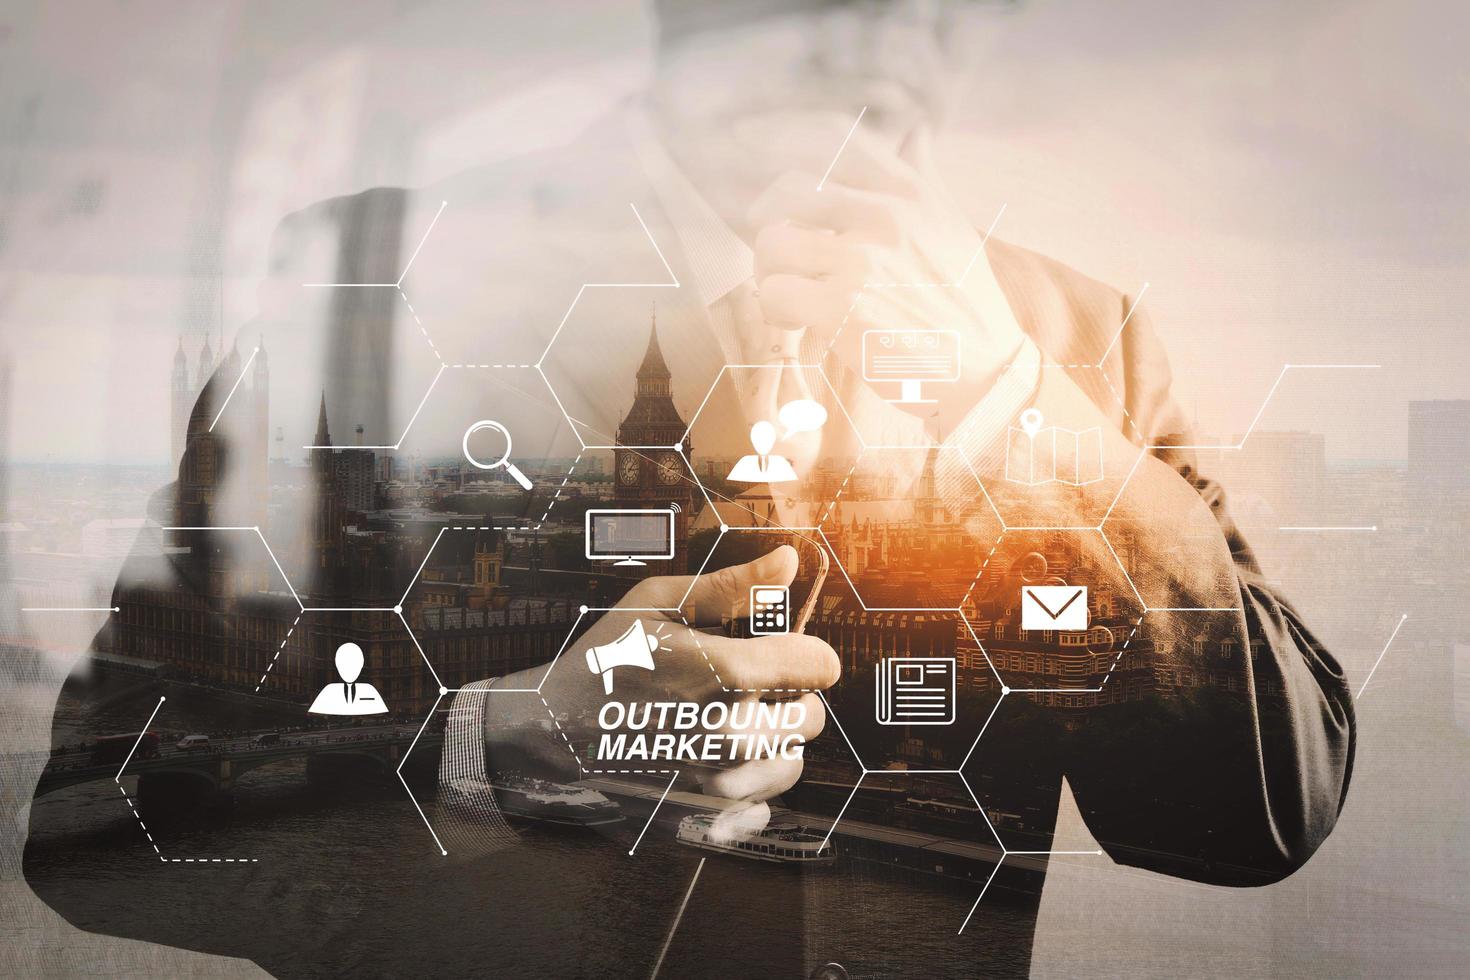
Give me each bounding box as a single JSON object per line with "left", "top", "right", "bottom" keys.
{"left": 626, "top": 107, "right": 1041, "bottom": 514}
{"left": 442, "top": 111, "right": 1044, "bottom": 843}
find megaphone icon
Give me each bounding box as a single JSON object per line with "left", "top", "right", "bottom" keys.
{"left": 585, "top": 619, "right": 660, "bottom": 695}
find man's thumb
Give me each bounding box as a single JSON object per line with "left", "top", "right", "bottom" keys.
{"left": 688, "top": 545, "right": 798, "bottom": 615}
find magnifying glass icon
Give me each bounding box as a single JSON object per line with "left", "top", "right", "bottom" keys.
{"left": 461, "top": 419, "right": 534, "bottom": 491}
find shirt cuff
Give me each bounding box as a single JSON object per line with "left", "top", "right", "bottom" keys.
{"left": 436, "top": 678, "right": 519, "bottom": 857}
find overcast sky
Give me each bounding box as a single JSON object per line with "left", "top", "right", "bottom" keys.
{"left": 0, "top": 0, "right": 1465, "bottom": 464}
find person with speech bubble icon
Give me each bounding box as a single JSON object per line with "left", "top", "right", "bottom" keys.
{"left": 726, "top": 399, "right": 828, "bottom": 483}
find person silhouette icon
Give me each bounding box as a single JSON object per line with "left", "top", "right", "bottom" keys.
{"left": 727, "top": 420, "right": 799, "bottom": 483}
{"left": 308, "top": 642, "right": 390, "bottom": 716}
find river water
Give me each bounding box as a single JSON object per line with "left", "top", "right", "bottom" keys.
{"left": 25, "top": 681, "right": 1040, "bottom": 978}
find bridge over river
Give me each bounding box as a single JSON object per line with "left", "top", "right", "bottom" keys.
{"left": 36, "top": 724, "right": 444, "bottom": 799}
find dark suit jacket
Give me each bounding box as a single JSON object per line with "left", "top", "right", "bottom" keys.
{"left": 25, "top": 115, "right": 1355, "bottom": 979}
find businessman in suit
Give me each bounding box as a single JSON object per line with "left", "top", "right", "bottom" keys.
{"left": 26, "top": 2, "right": 1355, "bottom": 976}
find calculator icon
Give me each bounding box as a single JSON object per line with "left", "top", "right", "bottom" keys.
{"left": 749, "top": 585, "right": 790, "bottom": 635}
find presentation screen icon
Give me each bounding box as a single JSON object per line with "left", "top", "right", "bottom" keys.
{"left": 749, "top": 585, "right": 790, "bottom": 635}
{"left": 585, "top": 508, "right": 676, "bottom": 567}
{"left": 1021, "top": 585, "right": 1089, "bottom": 631}
{"left": 862, "top": 329, "right": 961, "bottom": 404}
{"left": 875, "top": 657, "right": 956, "bottom": 726}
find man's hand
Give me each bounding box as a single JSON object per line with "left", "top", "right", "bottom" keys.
{"left": 748, "top": 123, "right": 1026, "bottom": 416}
{"left": 488, "top": 546, "right": 839, "bottom": 825}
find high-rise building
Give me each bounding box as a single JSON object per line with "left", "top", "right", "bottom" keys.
{"left": 1408, "top": 400, "right": 1470, "bottom": 514}
{"left": 170, "top": 337, "right": 191, "bottom": 463}
{"left": 0, "top": 352, "right": 11, "bottom": 613}
{"left": 172, "top": 340, "right": 270, "bottom": 533}
{"left": 333, "top": 449, "right": 377, "bottom": 512}
{"left": 251, "top": 339, "right": 270, "bottom": 508}
{"left": 310, "top": 391, "right": 347, "bottom": 594}
{"left": 1199, "top": 429, "right": 1327, "bottom": 525}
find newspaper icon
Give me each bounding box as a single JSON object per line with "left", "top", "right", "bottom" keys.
{"left": 875, "top": 657, "right": 956, "bottom": 726}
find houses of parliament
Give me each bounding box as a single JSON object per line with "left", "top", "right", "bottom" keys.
{"left": 102, "top": 320, "right": 700, "bottom": 714}
{"left": 102, "top": 319, "right": 1207, "bottom": 724}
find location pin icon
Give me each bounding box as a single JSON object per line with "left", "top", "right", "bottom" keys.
{"left": 1019, "top": 408, "right": 1044, "bottom": 438}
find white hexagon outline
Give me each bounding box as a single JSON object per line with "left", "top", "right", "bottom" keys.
{"left": 668, "top": 360, "right": 864, "bottom": 542}
{"left": 958, "top": 526, "right": 1149, "bottom": 695}
{"left": 299, "top": 201, "right": 449, "bottom": 450}
{"left": 294, "top": 190, "right": 1382, "bottom": 905}
{"left": 810, "top": 680, "right": 1102, "bottom": 936}
{"left": 395, "top": 598, "right": 597, "bottom": 857}
{"left": 282, "top": 176, "right": 1391, "bottom": 925}
{"left": 159, "top": 524, "right": 304, "bottom": 612}
{"left": 938, "top": 362, "right": 1150, "bottom": 534}
{"left": 982, "top": 359, "right": 1385, "bottom": 537}
{"left": 533, "top": 202, "right": 683, "bottom": 451}
{"left": 111, "top": 695, "right": 261, "bottom": 864}
{"left": 813, "top": 441, "right": 1005, "bottom": 613}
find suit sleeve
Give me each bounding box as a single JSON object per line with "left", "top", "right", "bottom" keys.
{"left": 23, "top": 185, "right": 456, "bottom": 961}
{"left": 1059, "top": 294, "right": 1356, "bottom": 885}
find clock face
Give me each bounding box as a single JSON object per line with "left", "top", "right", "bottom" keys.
{"left": 618, "top": 454, "right": 641, "bottom": 485}
{"left": 657, "top": 453, "right": 682, "bottom": 485}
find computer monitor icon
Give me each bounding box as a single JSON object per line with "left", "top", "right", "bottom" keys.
{"left": 584, "top": 508, "right": 677, "bottom": 566}
{"left": 861, "top": 329, "right": 962, "bottom": 404}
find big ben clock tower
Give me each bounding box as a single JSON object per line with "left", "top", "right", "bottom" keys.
{"left": 614, "top": 311, "right": 696, "bottom": 573}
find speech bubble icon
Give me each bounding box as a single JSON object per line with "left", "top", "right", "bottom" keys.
{"left": 778, "top": 399, "right": 828, "bottom": 438}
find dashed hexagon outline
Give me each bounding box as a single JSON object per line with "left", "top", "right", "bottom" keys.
{"left": 671, "top": 521, "right": 822, "bottom": 616}
{"left": 811, "top": 680, "right": 1100, "bottom": 935}
{"left": 650, "top": 511, "right": 1044, "bottom": 937}
{"left": 544, "top": 318, "right": 1107, "bottom": 927}
{"left": 110, "top": 175, "right": 1125, "bottom": 908}
{"left": 669, "top": 360, "right": 865, "bottom": 544}
{"left": 109, "top": 695, "right": 261, "bottom": 864}
{"left": 811, "top": 232, "right": 1150, "bottom": 534}
{"left": 159, "top": 524, "right": 304, "bottom": 612}
{"left": 300, "top": 201, "right": 447, "bottom": 450}
{"left": 272, "top": 179, "right": 1387, "bottom": 918}
{"left": 533, "top": 202, "right": 683, "bottom": 451}
{"left": 393, "top": 587, "right": 601, "bottom": 854}
{"left": 957, "top": 526, "right": 1148, "bottom": 696}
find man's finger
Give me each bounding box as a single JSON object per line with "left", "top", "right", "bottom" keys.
{"left": 755, "top": 115, "right": 922, "bottom": 197}
{"left": 757, "top": 273, "right": 861, "bottom": 330}
{"left": 828, "top": 127, "right": 924, "bottom": 198}
{"left": 696, "top": 630, "right": 841, "bottom": 693}
{"left": 748, "top": 172, "right": 902, "bottom": 243}
{"left": 680, "top": 545, "right": 798, "bottom": 626}
{"left": 702, "top": 757, "right": 803, "bottom": 804}
{"left": 705, "top": 799, "right": 772, "bottom": 841}
{"left": 710, "top": 692, "right": 826, "bottom": 744}
{"left": 753, "top": 224, "right": 853, "bottom": 280}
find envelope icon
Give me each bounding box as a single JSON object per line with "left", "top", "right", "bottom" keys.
{"left": 1021, "top": 585, "right": 1088, "bottom": 631}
